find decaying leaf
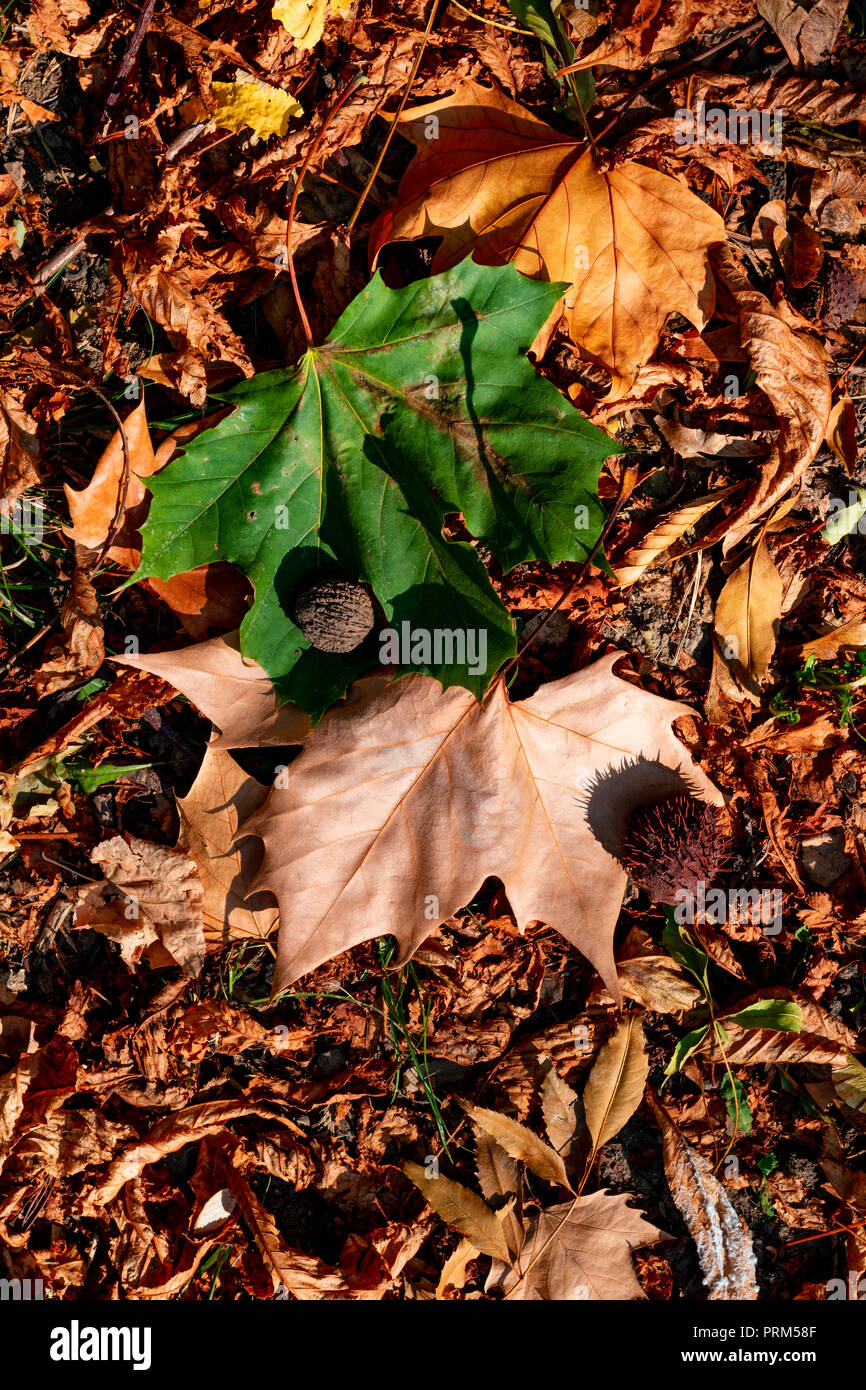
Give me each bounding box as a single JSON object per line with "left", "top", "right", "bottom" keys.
{"left": 75, "top": 835, "right": 206, "bottom": 977}
{"left": 711, "top": 248, "right": 831, "bottom": 546}
{"left": 370, "top": 81, "right": 725, "bottom": 398}
{"left": 240, "top": 653, "right": 722, "bottom": 997}
{"left": 654, "top": 1100, "right": 759, "bottom": 1300}
{"left": 757, "top": 0, "right": 849, "bottom": 68}
{"left": 177, "top": 744, "right": 279, "bottom": 950}
{"left": 31, "top": 569, "right": 104, "bottom": 697}
{"left": 614, "top": 927, "right": 703, "bottom": 1015}
{"left": 211, "top": 76, "right": 302, "bottom": 141}
{"left": 0, "top": 388, "right": 41, "bottom": 500}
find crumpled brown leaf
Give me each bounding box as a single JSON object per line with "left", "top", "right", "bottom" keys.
{"left": 0, "top": 388, "right": 40, "bottom": 501}
{"left": 710, "top": 247, "right": 831, "bottom": 548}
{"left": 119, "top": 239, "right": 253, "bottom": 406}
{"left": 75, "top": 834, "right": 206, "bottom": 978}
{"left": 757, "top": 0, "right": 848, "bottom": 68}
{"left": 32, "top": 569, "right": 104, "bottom": 697}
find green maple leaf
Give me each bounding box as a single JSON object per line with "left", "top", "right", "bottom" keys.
{"left": 135, "top": 259, "right": 620, "bottom": 719}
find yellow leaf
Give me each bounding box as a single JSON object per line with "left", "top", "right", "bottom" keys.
{"left": 211, "top": 77, "right": 302, "bottom": 142}
{"left": 273, "top": 0, "right": 352, "bottom": 50}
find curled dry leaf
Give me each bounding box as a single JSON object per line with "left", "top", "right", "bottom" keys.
{"left": 75, "top": 834, "right": 206, "bottom": 978}
{"left": 64, "top": 399, "right": 250, "bottom": 637}
{"left": 370, "top": 81, "right": 724, "bottom": 398}
{"left": 824, "top": 396, "right": 858, "bottom": 474}
{"left": 833, "top": 1055, "right": 866, "bottom": 1114}
{"left": 119, "top": 241, "right": 253, "bottom": 407}
{"left": 436, "top": 1237, "right": 479, "bottom": 1300}
{"left": 31, "top": 568, "right": 104, "bottom": 697}
{"left": 653, "top": 1100, "right": 759, "bottom": 1300}
{"left": 710, "top": 247, "right": 831, "bottom": 548}
{"left": 239, "top": 653, "right": 723, "bottom": 998}
{"left": 0, "top": 387, "right": 40, "bottom": 500}
{"left": 177, "top": 743, "right": 279, "bottom": 951}
{"left": 613, "top": 489, "right": 732, "bottom": 587}
{"left": 63, "top": 395, "right": 159, "bottom": 564}
{"left": 757, "top": 0, "right": 849, "bottom": 68}
{"left": 114, "top": 632, "right": 310, "bottom": 749}
{"left": 563, "top": 0, "right": 733, "bottom": 69}
{"left": 614, "top": 927, "right": 703, "bottom": 1015}
{"left": 80, "top": 1098, "right": 278, "bottom": 1211}
{"left": 488, "top": 1190, "right": 663, "bottom": 1300}
{"left": 582, "top": 1015, "right": 648, "bottom": 1160}
{"left": 713, "top": 538, "right": 783, "bottom": 705}
{"left": 795, "top": 619, "right": 866, "bottom": 660}
{"left": 219, "top": 1141, "right": 360, "bottom": 1298}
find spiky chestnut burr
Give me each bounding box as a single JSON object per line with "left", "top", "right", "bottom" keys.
{"left": 617, "top": 794, "right": 728, "bottom": 905}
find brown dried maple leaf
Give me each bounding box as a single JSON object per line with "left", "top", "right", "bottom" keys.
{"left": 242, "top": 653, "right": 722, "bottom": 996}
{"left": 118, "top": 643, "right": 722, "bottom": 996}
{"left": 488, "top": 1190, "right": 663, "bottom": 1300}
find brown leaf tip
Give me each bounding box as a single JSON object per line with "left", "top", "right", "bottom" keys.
{"left": 617, "top": 795, "right": 729, "bottom": 906}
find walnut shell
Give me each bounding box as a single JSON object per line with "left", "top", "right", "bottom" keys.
{"left": 294, "top": 581, "right": 375, "bottom": 653}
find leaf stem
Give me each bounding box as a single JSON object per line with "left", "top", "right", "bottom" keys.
{"left": 345, "top": 0, "right": 441, "bottom": 234}
{"left": 286, "top": 73, "right": 367, "bottom": 346}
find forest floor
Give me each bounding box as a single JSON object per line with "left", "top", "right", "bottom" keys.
{"left": 1, "top": 0, "right": 866, "bottom": 1304}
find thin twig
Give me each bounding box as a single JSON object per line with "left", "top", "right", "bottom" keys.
{"left": 346, "top": 0, "right": 440, "bottom": 235}
{"left": 94, "top": 0, "right": 159, "bottom": 141}
{"left": 90, "top": 388, "right": 132, "bottom": 570}
{"left": 447, "top": 0, "right": 532, "bottom": 34}
{"left": 285, "top": 73, "right": 367, "bottom": 347}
